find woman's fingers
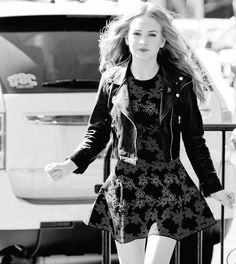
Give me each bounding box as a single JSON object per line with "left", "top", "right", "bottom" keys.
{"left": 45, "top": 159, "right": 77, "bottom": 182}
{"left": 227, "top": 192, "right": 236, "bottom": 204}
{"left": 45, "top": 163, "right": 59, "bottom": 173}
{"left": 211, "top": 191, "right": 235, "bottom": 209}
{"left": 49, "top": 169, "right": 63, "bottom": 180}
{"left": 220, "top": 197, "right": 233, "bottom": 209}
{"left": 44, "top": 163, "right": 64, "bottom": 181}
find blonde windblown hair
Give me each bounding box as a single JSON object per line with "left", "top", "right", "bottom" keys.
{"left": 99, "top": 2, "right": 209, "bottom": 102}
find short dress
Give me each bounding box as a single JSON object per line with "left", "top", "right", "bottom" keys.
{"left": 85, "top": 70, "right": 216, "bottom": 244}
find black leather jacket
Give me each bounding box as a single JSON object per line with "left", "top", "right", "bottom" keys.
{"left": 70, "top": 61, "right": 222, "bottom": 197}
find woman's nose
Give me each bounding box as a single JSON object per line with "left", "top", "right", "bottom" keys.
{"left": 139, "top": 36, "right": 148, "bottom": 46}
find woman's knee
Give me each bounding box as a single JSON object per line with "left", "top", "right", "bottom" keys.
{"left": 145, "top": 235, "right": 176, "bottom": 264}
{"left": 115, "top": 238, "right": 146, "bottom": 264}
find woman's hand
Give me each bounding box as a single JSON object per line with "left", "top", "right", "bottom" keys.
{"left": 211, "top": 190, "right": 235, "bottom": 209}
{"left": 44, "top": 159, "right": 77, "bottom": 181}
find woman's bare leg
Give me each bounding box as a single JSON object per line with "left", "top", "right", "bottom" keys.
{"left": 144, "top": 235, "right": 176, "bottom": 264}
{"left": 115, "top": 238, "right": 146, "bottom": 264}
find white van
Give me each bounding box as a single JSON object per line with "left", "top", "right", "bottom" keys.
{"left": 0, "top": 1, "right": 120, "bottom": 262}
{"left": 0, "top": 1, "right": 235, "bottom": 263}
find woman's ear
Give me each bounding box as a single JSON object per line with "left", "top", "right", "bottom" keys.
{"left": 160, "top": 39, "right": 166, "bottom": 48}
{"left": 125, "top": 35, "right": 129, "bottom": 46}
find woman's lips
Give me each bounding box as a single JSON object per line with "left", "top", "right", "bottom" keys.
{"left": 138, "top": 48, "right": 149, "bottom": 52}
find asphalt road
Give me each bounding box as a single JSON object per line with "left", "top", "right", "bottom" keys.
{"left": 35, "top": 254, "right": 119, "bottom": 264}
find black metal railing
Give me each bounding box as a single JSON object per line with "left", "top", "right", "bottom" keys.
{"left": 101, "top": 124, "right": 236, "bottom": 264}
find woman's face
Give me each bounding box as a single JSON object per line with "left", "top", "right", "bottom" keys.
{"left": 126, "top": 15, "right": 165, "bottom": 63}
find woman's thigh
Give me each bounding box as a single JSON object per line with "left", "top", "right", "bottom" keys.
{"left": 145, "top": 235, "right": 176, "bottom": 264}
{"left": 115, "top": 238, "right": 146, "bottom": 264}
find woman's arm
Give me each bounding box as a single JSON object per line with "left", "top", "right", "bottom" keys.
{"left": 69, "top": 74, "right": 111, "bottom": 174}
{"left": 180, "top": 81, "right": 223, "bottom": 197}
{"left": 45, "top": 158, "right": 78, "bottom": 181}
{"left": 45, "top": 74, "right": 111, "bottom": 180}
{"left": 180, "top": 81, "right": 235, "bottom": 209}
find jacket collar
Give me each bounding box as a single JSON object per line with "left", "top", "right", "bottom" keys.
{"left": 106, "top": 60, "right": 129, "bottom": 86}
{"left": 108, "top": 58, "right": 188, "bottom": 124}
{"left": 106, "top": 58, "right": 185, "bottom": 89}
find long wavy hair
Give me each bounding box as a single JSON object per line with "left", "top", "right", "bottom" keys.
{"left": 99, "top": 2, "right": 209, "bottom": 102}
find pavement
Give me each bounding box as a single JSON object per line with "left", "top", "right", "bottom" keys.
{"left": 34, "top": 254, "right": 119, "bottom": 264}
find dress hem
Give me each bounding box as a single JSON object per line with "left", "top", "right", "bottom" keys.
{"left": 85, "top": 218, "right": 217, "bottom": 244}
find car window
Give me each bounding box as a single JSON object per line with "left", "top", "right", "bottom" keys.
{"left": 0, "top": 15, "right": 107, "bottom": 93}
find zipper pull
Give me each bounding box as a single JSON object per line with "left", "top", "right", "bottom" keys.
{"left": 178, "top": 116, "right": 181, "bottom": 124}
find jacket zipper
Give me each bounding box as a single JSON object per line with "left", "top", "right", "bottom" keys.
{"left": 170, "top": 107, "right": 174, "bottom": 161}
{"left": 161, "top": 80, "right": 191, "bottom": 161}
{"left": 159, "top": 87, "right": 164, "bottom": 124}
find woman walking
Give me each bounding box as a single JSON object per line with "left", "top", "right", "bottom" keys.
{"left": 45, "top": 3, "right": 235, "bottom": 264}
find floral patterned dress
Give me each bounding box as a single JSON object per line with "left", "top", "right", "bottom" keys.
{"left": 85, "top": 70, "right": 216, "bottom": 244}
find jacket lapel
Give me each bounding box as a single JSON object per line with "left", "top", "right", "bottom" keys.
{"left": 108, "top": 61, "right": 135, "bottom": 122}
{"left": 107, "top": 60, "right": 186, "bottom": 125}
{"left": 112, "top": 81, "right": 134, "bottom": 122}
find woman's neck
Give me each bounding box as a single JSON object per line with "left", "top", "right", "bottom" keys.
{"left": 130, "top": 59, "right": 159, "bottom": 80}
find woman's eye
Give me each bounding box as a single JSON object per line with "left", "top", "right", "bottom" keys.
{"left": 149, "top": 33, "right": 157, "bottom": 37}
{"left": 133, "top": 32, "right": 141, "bottom": 36}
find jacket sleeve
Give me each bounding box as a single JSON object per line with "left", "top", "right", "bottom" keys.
{"left": 180, "top": 81, "right": 223, "bottom": 197}
{"left": 69, "top": 74, "right": 111, "bottom": 174}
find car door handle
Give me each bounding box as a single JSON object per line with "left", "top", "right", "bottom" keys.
{"left": 24, "top": 114, "right": 89, "bottom": 126}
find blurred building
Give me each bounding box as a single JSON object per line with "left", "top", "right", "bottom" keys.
{"left": 204, "top": 0, "right": 234, "bottom": 18}
{"left": 8, "top": 0, "right": 235, "bottom": 18}
{"left": 166, "top": 0, "right": 234, "bottom": 18}
{"left": 148, "top": 0, "right": 234, "bottom": 18}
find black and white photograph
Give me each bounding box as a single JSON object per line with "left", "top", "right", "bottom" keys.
{"left": 0, "top": 0, "right": 236, "bottom": 263}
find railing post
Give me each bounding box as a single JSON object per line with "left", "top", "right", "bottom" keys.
{"left": 174, "top": 241, "right": 181, "bottom": 264}
{"left": 220, "top": 130, "right": 226, "bottom": 264}
{"left": 101, "top": 125, "right": 235, "bottom": 264}
{"left": 102, "top": 142, "right": 113, "bottom": 264}
{"left": 203, "top": 124, "right": 236, "bottom": 264}
{"left": 102, "top": 231, "right": 111, "bottom": 264}
{"left": 197, "top": 231, "right": 203, "bottom": 264}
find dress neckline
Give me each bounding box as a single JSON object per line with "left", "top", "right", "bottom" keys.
{"left": 128, "top": 66, "right": 161, "bottom": 82}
